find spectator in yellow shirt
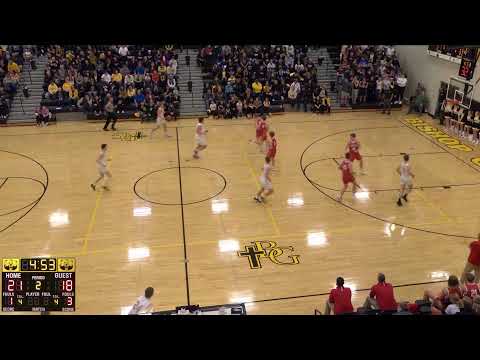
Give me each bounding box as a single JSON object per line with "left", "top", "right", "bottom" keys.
{"left": 69, "top": 86, "right": 79, "bottom": 105}
{"left": 158, "top": 64, "right": 167, "bottom": 75}
{"left": 112, "top": 70, "right": 123, "bottom": 84}
{"left": 252, "top": 79, "right": 263, "bottom": 95}
{"left": 65, "top": 50, "right": 74, "bottom": 63}
{"left": 47, "top": 82, "right": 59, "bottom": 99}
{"left": 62, "top": 78, "right": 74, "bottom": 94}
{"left": 8, "top": 60, "right": 20, "bottom": 74}
{"left": 127, "top": 86, "right": 136, "bottom": 104}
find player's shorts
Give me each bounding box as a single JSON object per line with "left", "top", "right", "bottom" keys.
{"left": 156, "top": 117, "right": 166, "bottom": 125}
{"left": 267, "top": 150, "right": 276, "bottom": 159}
{"left": 349, "top": 151, "right": 362, "bottom": 161}
{"left": 260, "top": 176, "right": 273, "bottom": 190}
{"left": 256, "top": 130, "right": 264, "bottom": 139}
{"left": 342, "top": 175, "right": 355, "bottom": 185}
{"left": 400, "top": 176, "right": 413, "bottom": 186}
{"left": 97, "top": 165, "right": 107, "bottom": 176}
{"left": 195, "top": 135, "right": 207, "bottom": 146}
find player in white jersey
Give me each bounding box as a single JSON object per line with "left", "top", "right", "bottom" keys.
{"left": 128, "top": 287, "right": 154, "bottom": 315}
{"left": 193, "top": 117, "right": 208, "bottom": 159}
{"left": 254, "top": 156, "right": 273, "bottom": 203}
{"left": 150, "top": 102, "right": 171, "bottom": 138}
{"left": 90, "top": 144, "right": 112, "bottom": 191}
{"left": 396, "top": 154, "right": 415, "bottom": 206}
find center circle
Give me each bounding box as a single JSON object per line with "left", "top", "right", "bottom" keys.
{"left": 133, "top": 167, "right": 227, "bottom": 206}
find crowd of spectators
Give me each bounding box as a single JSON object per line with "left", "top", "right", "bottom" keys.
{"left": 42, "top": 45, "right": 180, "bottom": 121}
{"left": 428, "top": 45, "right": 478, "bottom": 61}
{"left": 322, "top": 234, "right": 480, "bottom": 315}
{"left": 199, "top": 45, "right": 332, "bottom": 118}
{"left": 0, "top": 45, "right": 26, "bottom": 120}
{"left": 336, "top": 45, "right": 407, "bottom": 111}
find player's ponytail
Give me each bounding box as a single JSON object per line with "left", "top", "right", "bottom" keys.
{"left": 336, "top": 277, "right": 345, "bottom": 288}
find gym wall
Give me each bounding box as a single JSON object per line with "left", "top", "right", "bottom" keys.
{"left": 394, "top": 45, "right": 480, "bottom": 115}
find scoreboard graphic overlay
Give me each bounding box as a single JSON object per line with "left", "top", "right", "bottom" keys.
{"left": 2, "top": 258, "right": 75, "bottom": 312}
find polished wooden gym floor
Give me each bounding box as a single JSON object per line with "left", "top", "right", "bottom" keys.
{"left": 1, "top": 109, "right": 480, "bottom": 315}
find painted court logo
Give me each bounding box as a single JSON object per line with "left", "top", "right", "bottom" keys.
{"left": 112, "top": 131, "right": 147, "bottom": 141}
{"left": 406, "top": 118, "right": 472, "bottom": 152}
{"left": 406, "top": 118, "right": 480, "bottom": 167}
{"left": 238, "top": 241, "right": 300, "bottom": 269}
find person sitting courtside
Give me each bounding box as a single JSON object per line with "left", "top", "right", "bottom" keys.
{"left": 363, "top": 273, "right": 398, "bottom": 313}
{"left": 324, "top": 277, "right": 354, "bottom": 315}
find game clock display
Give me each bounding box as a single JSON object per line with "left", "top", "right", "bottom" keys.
{"left": 458, "top": 57, "right": 476, "bottom": 80}
{"left": 2, "top": 258, "right": 75, "bottom": 312}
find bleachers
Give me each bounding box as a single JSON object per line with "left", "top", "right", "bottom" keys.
{"left": 199, "top": 45, "right": 328, "bottom": 118}
{"left": 40, "top": 45, "right": 181, "bottom": 121}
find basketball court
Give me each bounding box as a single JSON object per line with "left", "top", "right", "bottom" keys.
{"left": 1, "top": 109, "right": 480, "bottom": 314}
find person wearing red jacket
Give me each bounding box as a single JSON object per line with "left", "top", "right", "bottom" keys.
{"left": 363, "top": 273, "right": 398, "bottom": 312}
{"left": 324, "top": 277, "right": 354, "bottom": 315}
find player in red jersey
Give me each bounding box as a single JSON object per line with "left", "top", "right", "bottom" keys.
{"left": 337, "top": 152, "right": 360, "bottom": 202}
{"left": 255, "top": 114, "right": 268, "bottom": 153}
{"left": 345, "top": 133, "right": 364, "bottom": 175}
{"left": 266, "top": 131, "right": 277, "bottom": 168}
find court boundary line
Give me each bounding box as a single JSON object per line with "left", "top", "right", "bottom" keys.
{"left": 0, "top": 150, "right": 49, "bottom": 234}
{"left": 0, "top": 114, "right": 398, "bottom": 138}
{"left": 176, "top": 127, "right": 191, "bottom": 306}
{"left": 246, "top": 279, "right": 448, "bottom": 305}
{"left": 0, "top": 178, "right": 7, "bottom": 190}
{"left": 299, "top": 126, "right": 478, "bottom": 239}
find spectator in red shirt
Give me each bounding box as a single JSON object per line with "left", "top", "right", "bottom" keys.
{"left": 461, "top": 233, "right": 480, "bottom": 284}
{"left": 363, "top": 273, "right": 398, "bottom": 311}
{"left": 324, "top": 277, "right": 354, "bottom": 315}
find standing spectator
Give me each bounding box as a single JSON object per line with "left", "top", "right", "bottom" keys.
{"left": 363, "top": 273, "right": 398, "bottom": 312}
{"left": 236, "top": 98, "right": 244, "bottom": 117}
{"left": 461, "top": 233, "right": 480, "bottom": 284}
{"left": 376, "top": 77, "right": 383, "bottom": 103}
{"left": 288, "top": 78, "right": 300, "bottom": 108}
{"left": 381, "top": 76, "right": 393, "bottom": 115}
{"left": 395, "top": 73, "right": 407, "bottom": 104}
{"left": 351, "top": 75, "right": 360, "bottom": 105}
{"left": 252, "top": 79, "right": 263, "bottom": 97}
{"left": 358, "top": 76, "right": 367, "bottom": 104}
{"left": 128, "top": 287, "right": 154, "bottom": 315}
{"left": 342, "top": 76, "right": 352, "bottom": 107}
{"left": 324, "top": 277, "right": 354, "bottom": 315}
